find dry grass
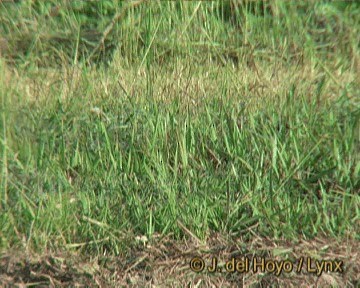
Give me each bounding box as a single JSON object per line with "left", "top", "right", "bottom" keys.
{"left": 1, "top": 235, "right": 358, "bottom": 287}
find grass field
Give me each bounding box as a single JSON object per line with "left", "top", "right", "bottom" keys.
{"left": 0, "top": 0, "right": 359, "bottom": 286}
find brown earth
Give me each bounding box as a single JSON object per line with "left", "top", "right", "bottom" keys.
{"left": 1, "top": 233, "right": 359, "bottom": 287}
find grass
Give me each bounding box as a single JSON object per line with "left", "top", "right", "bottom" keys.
{"left": 0, "top": 0, "right": 359, "bottom": 286}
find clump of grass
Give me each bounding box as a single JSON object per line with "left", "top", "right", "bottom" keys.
{"left": 1, "top": 1, "right": 359, "bottom": 67}
{"left": 1, "top": 73, "right": 359, "bottom": 254}
{"left": 0, "top": 0, "right": 359, "bottom": 261}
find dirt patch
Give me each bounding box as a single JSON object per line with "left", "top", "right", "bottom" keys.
{"left": 1, "top": 234, "right": 359, "bottom": 287}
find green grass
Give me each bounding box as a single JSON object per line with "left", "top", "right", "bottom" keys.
{"left": 0, "top": 0, "right": 359, "bottom": 281}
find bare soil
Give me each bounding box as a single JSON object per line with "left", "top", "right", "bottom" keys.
{"left": 1, "top": 234, "right": 358, "bottom": 287}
